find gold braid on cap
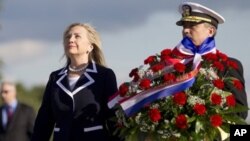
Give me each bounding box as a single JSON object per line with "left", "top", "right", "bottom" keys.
{"left": 181, "top": 16, "right": 212, "bottom": 23}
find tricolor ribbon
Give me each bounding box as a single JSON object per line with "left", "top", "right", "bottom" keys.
{"left": 120, "top": 69, "right": 197, "bottom": 116}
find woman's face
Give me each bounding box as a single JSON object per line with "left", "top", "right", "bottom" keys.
{"left": 182, "top": 22, "right": 213, "bottom": 46}
{"left": 64, "top": 25, "right": 93, "bottom": 56}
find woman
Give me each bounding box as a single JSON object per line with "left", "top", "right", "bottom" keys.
{"left": 31, "top": 23, "right": 120, "bottom": 141}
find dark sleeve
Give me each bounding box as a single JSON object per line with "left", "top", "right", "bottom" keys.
{"left": 31, "top": 73, "right": 55, "bottom": 141}
{"left": 103, "top": 68, "right": 122, "bottom": 141}
{"left": 226, "top": 58, "right": 248, "bottom": 119}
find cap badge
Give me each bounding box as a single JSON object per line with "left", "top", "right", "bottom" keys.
{"left": 182, "top": 5, "right": 191, "bottom": 17}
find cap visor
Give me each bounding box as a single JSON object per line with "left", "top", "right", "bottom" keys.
{"left": 176, "top": 20, "right": 183, "bottom": 26}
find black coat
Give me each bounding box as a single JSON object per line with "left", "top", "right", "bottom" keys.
{"left": 0, "top": 103, "right": 35, "bottom": 141}
{"left": 31, "top": 62, "right": 120, "bottom": 141}
{"left": 225, "top": 58, "right": 248, "bottom": 119}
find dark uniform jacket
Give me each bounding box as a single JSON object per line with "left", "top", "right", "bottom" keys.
{"left": 31, "top": 62, "right": 120, "bottom": 141}
{"left": 0, "top": 103, "right": 35, "bottom": 141}
{"left": 224, "top": 58, "right": 248, "bottom": 119}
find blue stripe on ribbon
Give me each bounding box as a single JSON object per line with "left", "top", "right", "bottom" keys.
{"left": 181, "top": 37, "right": 216, "bottom": 54}
{"left": 123, "top": 77, "right": 196, "bottom": 116}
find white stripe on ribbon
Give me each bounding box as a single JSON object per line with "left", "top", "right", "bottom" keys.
{"left": 108, "top": 93, "right": 122, "bottom": 109}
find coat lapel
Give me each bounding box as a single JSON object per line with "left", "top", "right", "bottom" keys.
{"left": 56, "top": 62, "right": 98, "bottom": 98}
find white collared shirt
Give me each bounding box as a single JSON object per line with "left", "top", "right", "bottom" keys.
{"left": 68, "top": 76, "right": 80, "bottom": 91}
{"left": 1, "top": 100, "right": 18, "bottom": 128}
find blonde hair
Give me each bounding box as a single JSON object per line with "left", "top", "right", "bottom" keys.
{"left": 63, "top": 23, "right": 106, "bottom": 67}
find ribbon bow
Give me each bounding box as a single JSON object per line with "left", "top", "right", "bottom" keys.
{"left": 177, "top": 37, "right": 217, "bottom": 68}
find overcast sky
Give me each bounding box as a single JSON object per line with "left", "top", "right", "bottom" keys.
{"left": 0, "top": 0, "right": 250, "bottom": 121}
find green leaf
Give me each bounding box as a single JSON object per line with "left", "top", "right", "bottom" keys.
{"left": 219, "top": 104, "right": 249, "bottom": 114}
{"left": 205, "top": 127, "right": 220, "bottom": 141}
{"left": 222, "top": 114, "right": 247, "bottom": 125}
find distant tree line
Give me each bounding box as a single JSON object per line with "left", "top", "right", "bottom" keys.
{"left": 15, "top": 83, "right": 45, "bottom": 112}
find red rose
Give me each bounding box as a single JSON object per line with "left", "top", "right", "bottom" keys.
{"left": 226, "top": 95, "right": 236, "bottom": 107}
{"left": 203, "top": 53, "right": 218, "bottom": 61}
{"left": 129, "top": 68, "right": 138, "bottom": 77}
{"left": 139, "top": 79, "right": 151, "bottom": 90}
{"left": 212, "top": 61, "right": 224, "bottom": 71}
{"left": 161, "top": 49, "right": 172, "bottom": 56}
{"left": 129, "top": 68, "right": 140, "bottom": 82}
{"left": 161, "top": 54, "right": 171, "bottom": 62}
{"left": 193, "top": 103, "right": 206, "bottom": 115}
{"left": 210, "top": 114, "right": 222, "bottom": 127}
{"left": 233, "top": 79, "right": 243, "bottom": 90}
{"left": 144, "top": 56, "right": 156, "bottom": 65}
{"left": 216, "top": 51, "right": 228, "bottom": 62}
{"left": 174, "top": 63, "right": 186, "bottom": 73}
{"left": 173, "top": 92, "right": 187, "bottom": 106}
{"left": 160, "top": 49, "right": 172, "bottom": 60}
{"left": 227, "top": 60, "right": 238, "bottom": 70}
{"left": 148, "top": 108, "right": 161, "bottom": 122}
{"left": 163, "top": 73, "right": 176, "bottom": 82}
{"left": 132, "top": 75, "right": 140, "bottom": 82}
{"left": 211, "top": 93, "right": 222, "bottom": 105}
{"left": 151, "top": 64, "right": 164, "bottom": 72}
{"left": 119, "top": 83, "right": 129, "bottom": 97}
{"left": 213, "top": 79, "right": 224, "bottom": 89}
{"left": 175, "top": 114, "right": 187, "bottom": 129}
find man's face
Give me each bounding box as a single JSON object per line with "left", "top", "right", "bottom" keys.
{"left": 182, "top": 22, "right": 214, "bottom": 46}
{"left": 0, "top": 83, "right": 16, "bottom": 104}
